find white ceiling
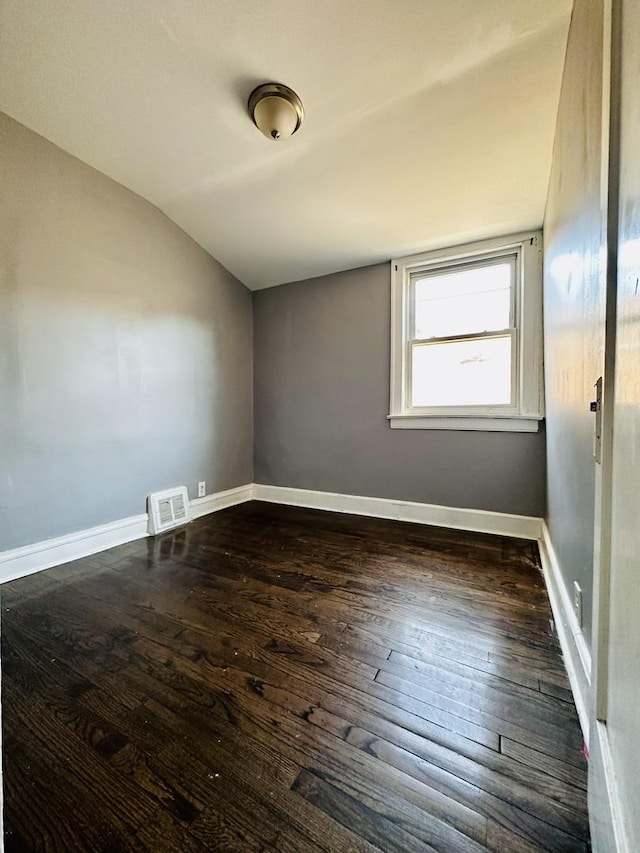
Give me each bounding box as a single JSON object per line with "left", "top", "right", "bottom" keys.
{"left": 0, "top": 0, "right": 572, "bottom": 290}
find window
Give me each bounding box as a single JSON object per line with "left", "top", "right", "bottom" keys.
{"left": 389, "top": 232, "right": 544, "bottom": 431}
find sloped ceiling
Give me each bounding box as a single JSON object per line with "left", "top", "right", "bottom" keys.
{"left": 0, "top": 0, "right": 572, "bottom": 289}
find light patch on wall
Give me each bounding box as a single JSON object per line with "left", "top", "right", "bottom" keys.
{"left": 549, "top": 250, "right": 585, "bottom": 297}
{"left": 619, "top": 236, "right": 640, "bottom": 269}
{"left": 561, "top": 365, "right": 581, "bottom": 402}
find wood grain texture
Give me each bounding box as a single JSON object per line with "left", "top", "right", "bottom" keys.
{"left": 2, "top": 501, "right": 589, "bottom": 851}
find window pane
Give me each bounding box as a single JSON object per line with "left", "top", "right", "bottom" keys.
{"left": 411, "top": 335, "right": 512, "bottom": 407}
{"left": 413, "top": 260, "right": 513, "bottom": 339}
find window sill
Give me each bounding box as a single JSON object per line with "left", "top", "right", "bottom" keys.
{"left": 388, "top": 415, "right": 542, "bottom": 432}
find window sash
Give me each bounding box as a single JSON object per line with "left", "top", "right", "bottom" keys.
{"left": 405, "top": 329, "right": 518, "bottom": 414}
{"left": 409, "top": 253, "right": 517, "bottom": 342}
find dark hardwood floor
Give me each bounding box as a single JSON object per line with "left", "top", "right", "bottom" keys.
{"left": 1, "top": 501, "right": 590, "bottom": 852}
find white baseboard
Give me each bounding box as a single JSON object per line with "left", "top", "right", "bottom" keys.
{"left": 0, "top": 484, "right": 543, "bottom": 587}
{"left": 0, "top": 483, "right": 253, "bottom": 585}
{"left": 589, "top": 720, "right": 631, "bottom": 853}
{"left": 0, "top": 482, "right": 544, "bottom": 583}
{"left": 190, "top": 484, "right": 254, "bottom": 519}
{"left": 538, "top": 521, "right": 591, "bottom": 744}
{"left": 252, "top": 483, "right": 543, "bottom": 540}
{"left": 0, "top": 514, "right": 149, "bottom": 585}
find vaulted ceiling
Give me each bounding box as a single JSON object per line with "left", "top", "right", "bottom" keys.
{"left": 0, "top": 1, "right": 572, "bottom": 289}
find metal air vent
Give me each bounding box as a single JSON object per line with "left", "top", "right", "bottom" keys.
{"left": 148, "top": 486, "right": 191, "bottom": 535}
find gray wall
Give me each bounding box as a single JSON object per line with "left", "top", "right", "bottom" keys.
{"left": 0, "top": 114, "right": 253, "bottom": 551}
{"left": 254, "top": 263, "right": 546, "bottom": 517}
{"left": 597, "top": 0, "right": 640, "bottom": 845}
{"left": 543, "top": 0, "right": 605, "bottom": 647}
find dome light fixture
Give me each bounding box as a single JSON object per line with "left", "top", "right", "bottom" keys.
{"left": 248, "top": 83, "right": 304, "bottom": 141}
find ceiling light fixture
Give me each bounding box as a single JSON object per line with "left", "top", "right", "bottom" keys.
{"left": 248, "top": 83, "right": 304, "bottom": 141}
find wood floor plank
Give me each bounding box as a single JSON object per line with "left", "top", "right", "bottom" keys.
{"left": 136, "top": 808, "right": 209, "bottom": 852}
{"left": 350, "top": 730, "right": 587, "bottom": 845}
{"left": 375, "top": 669, "right": 584, "bottom": 766}
{"left": 14, "top": 574, "right": 506, "bottom": 754}
{"left": 313, "top": 692, "right": 588, "bottom": 817}
{"left": 123, "top": 634, "right": 490, "bottom": 849}
{"left": 385, "top": 650, "right": 579, "bottom": 722}
{"left": 501, "top": 737, "right": 588, "bottom": 791}
{"left": 486, "top": 820, "right": 556, "bottom": 853}
{"left": 3, "top": 745, "right": 145, "bottom": 853}
{"left": 2, "top": 502, "right": 590, "bottom": 852}
{"left": 3, "top": 662, "right": 202, "bottom": 830}
{"left": 292, "top": 769, "right": 434, "bottom": 853}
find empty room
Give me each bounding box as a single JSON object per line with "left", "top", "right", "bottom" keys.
{"left": 1, "top": 1, "right": 638, "bottom": 851}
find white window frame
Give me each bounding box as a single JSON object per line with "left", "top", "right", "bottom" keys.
{"left": 389, "top": 231, "right": 544, "bottom": 432}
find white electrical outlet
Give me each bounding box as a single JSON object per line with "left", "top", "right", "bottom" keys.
{"left": 573, "top": 581, "right": 583, "bottom": 627}
{"left": 198, "top": 481, "right": 206, "bottom": 498}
